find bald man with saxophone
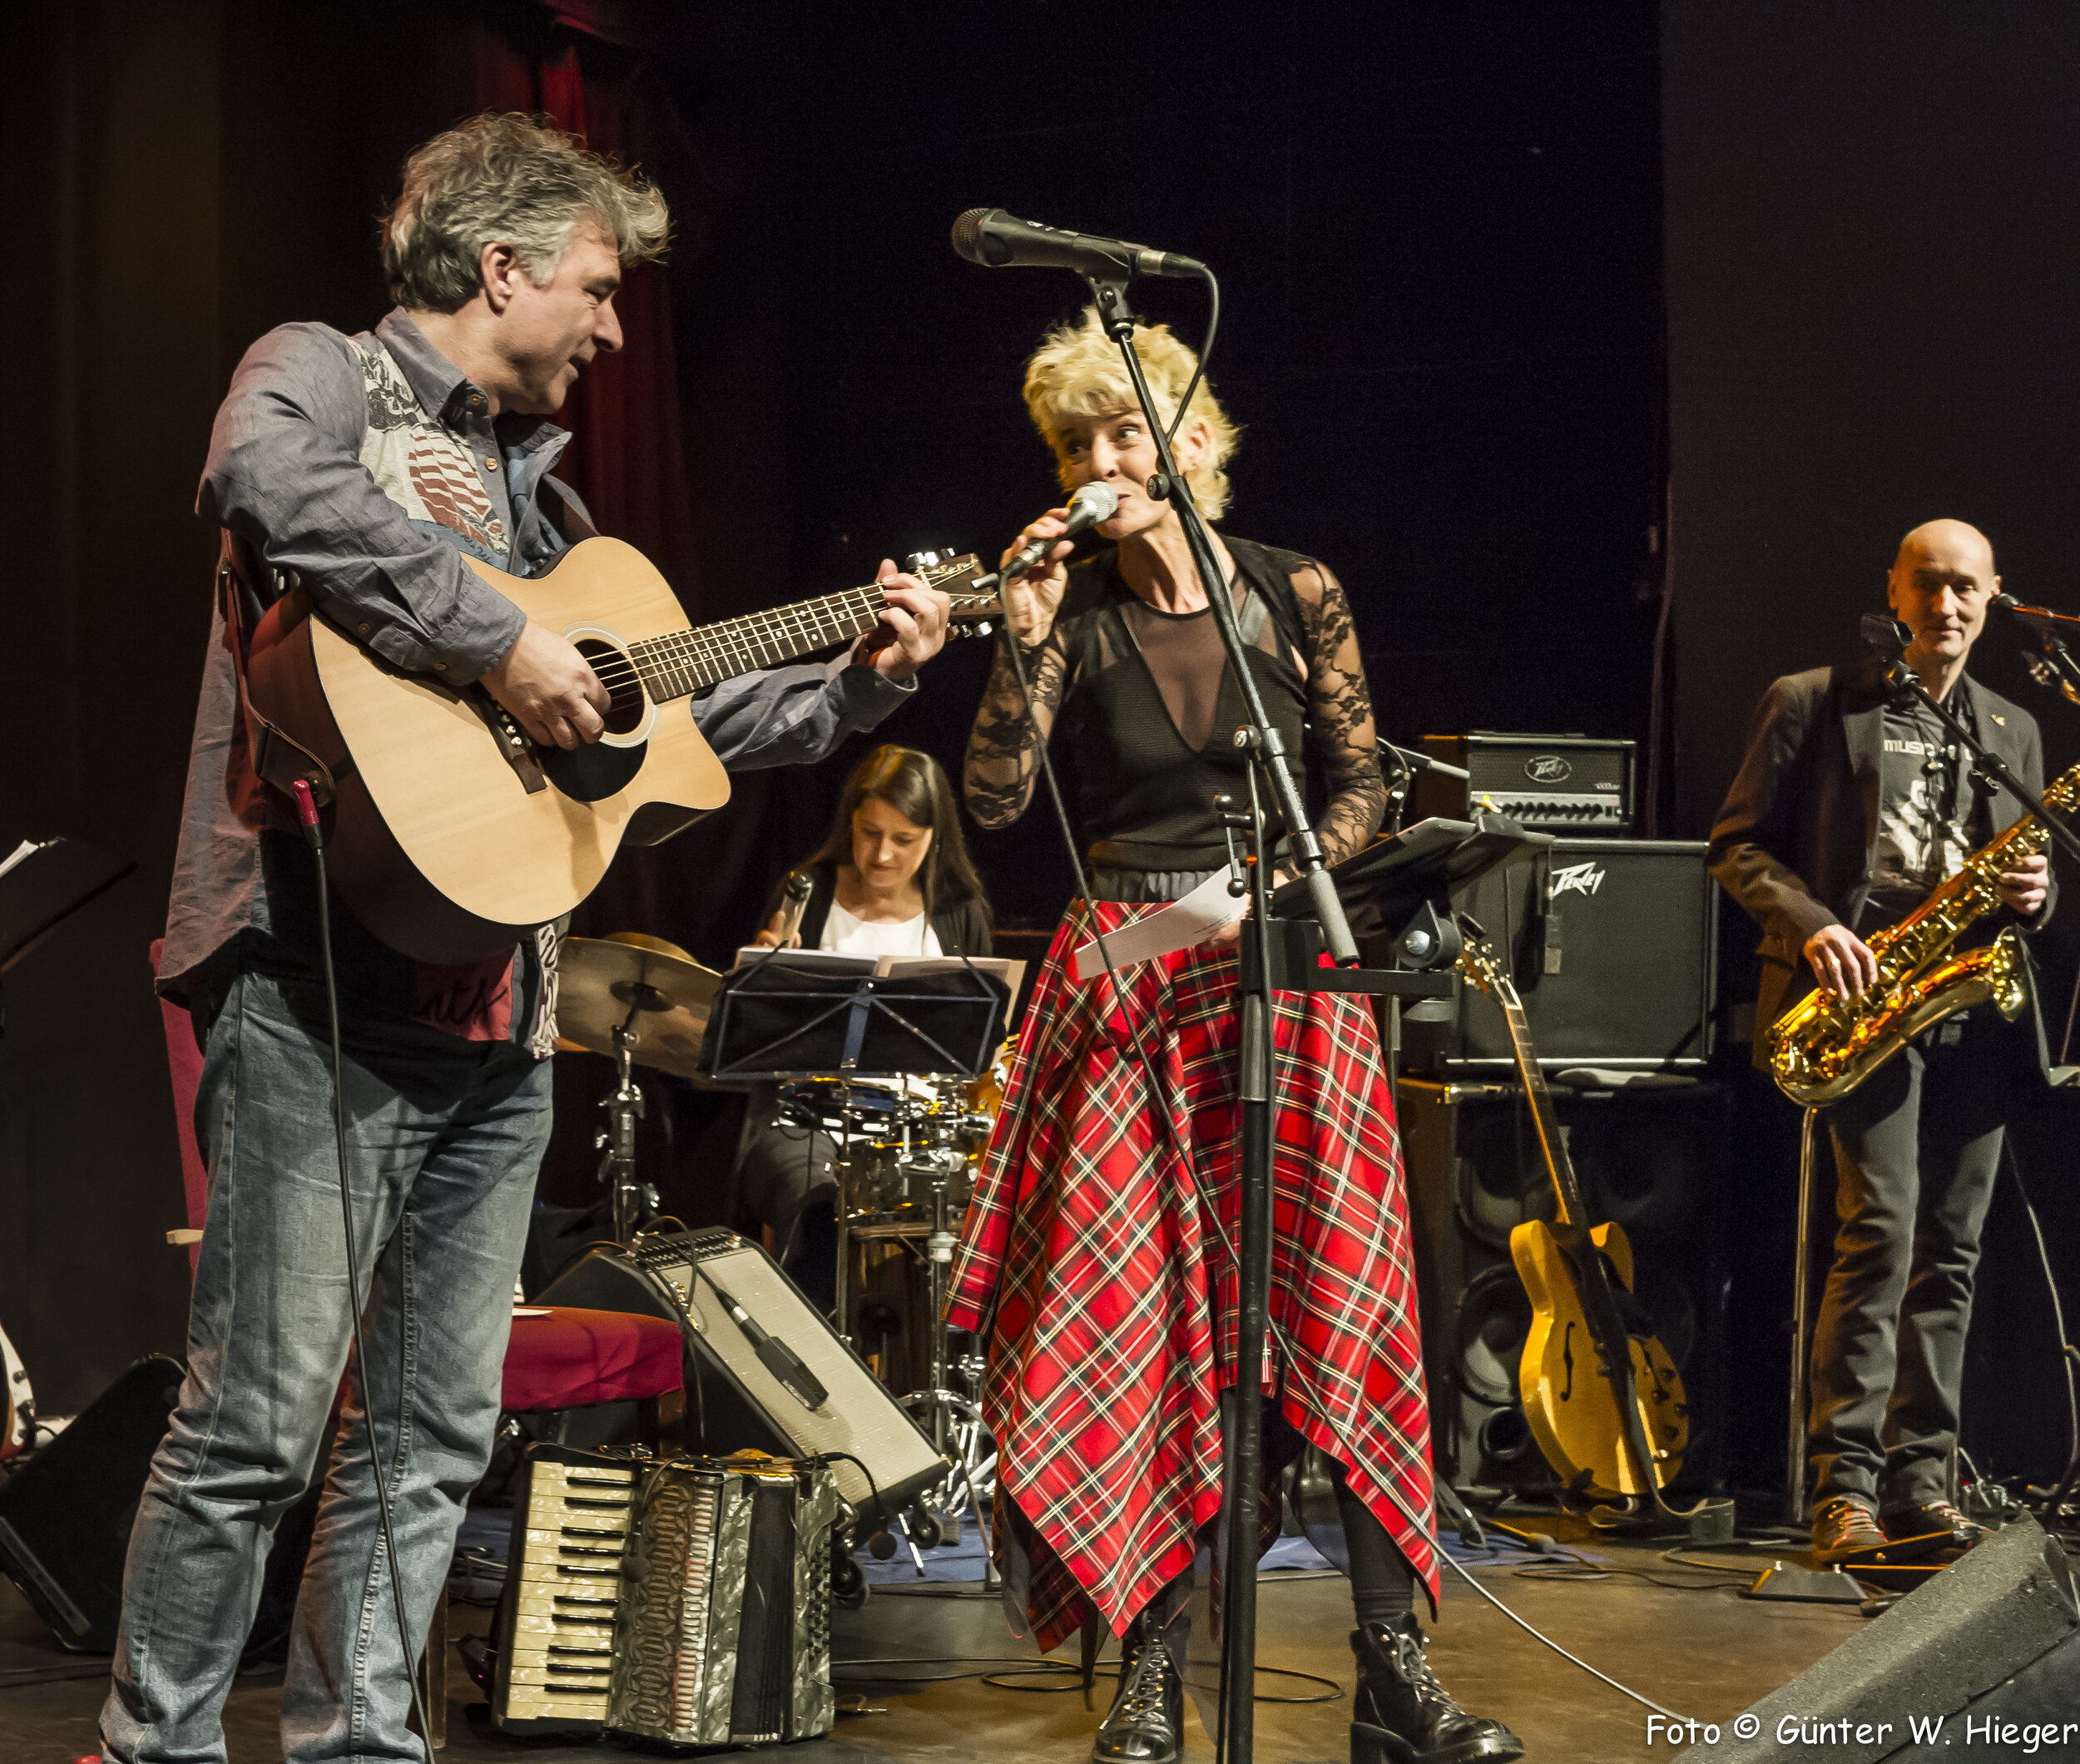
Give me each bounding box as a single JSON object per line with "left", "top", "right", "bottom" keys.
{"left": 1709, "top": 520, "right": 2053, "bottom": 1567}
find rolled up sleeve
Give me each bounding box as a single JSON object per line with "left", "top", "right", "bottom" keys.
{"left": 692, "top": 656, "right": 914, "bottom": 770}
{"left": 196, "top": 324, "right": 524, "bottom": 682}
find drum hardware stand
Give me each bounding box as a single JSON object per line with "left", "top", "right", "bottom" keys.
{"left": 596, "top": 1006, "right": 658, "bottom": 1247}
{"left": 833, "top": 1078, "right": 857, "bottom": 1339}
{"left": 891, "top": 1140, "right": 999, "bottom": 1590}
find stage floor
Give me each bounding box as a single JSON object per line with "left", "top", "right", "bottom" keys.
{"left": 0, "top": 1519, "right": 1875, "bottom": 1764}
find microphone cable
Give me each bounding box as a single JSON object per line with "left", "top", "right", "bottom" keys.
{"left": 978, "top": 291, "right": 1700, "bottom": 1732}
{"left": 292, "top": 780, "right": 437, "bottom": 1760}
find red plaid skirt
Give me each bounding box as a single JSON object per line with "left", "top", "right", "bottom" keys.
{"left": 947, "top": 902, "right": 1439, "bottom": 1650}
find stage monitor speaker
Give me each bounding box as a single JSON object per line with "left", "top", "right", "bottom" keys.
{"left": 1679, "top": 1516, "right": 2080, "bottom": 1761}
{"left": 1399, "top": 1078, "right": 1727, "bottom": 1496}
{"left": 0, "top": 1353, "right": 183, "bottom": 1651}
{"left": 537, "top": 1229, "right": 944, "bottom": 1524}
{"left": 1404, "top": 838, "right": 1718, "bottom": 1072}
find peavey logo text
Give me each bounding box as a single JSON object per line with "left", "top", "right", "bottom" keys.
{"left": 1525, "top": 755, "right": 1574, "bottom": 784}
{"left": 1550, "top": 861, "right": 1607, "bottom": 899}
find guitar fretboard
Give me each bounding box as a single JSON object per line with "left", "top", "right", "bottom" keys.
{"left": 1463, "top": 938, "right": 1588, "bottom": 1230}
{"left": 630, "top": 585, "right": 909, "bottom": 701}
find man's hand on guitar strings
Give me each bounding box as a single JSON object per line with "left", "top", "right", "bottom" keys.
{"left": 851, "top": 558, "right": 950, "bottom": 681}
{"left": 483, "top": 620, "right": 611, "bottom": 750}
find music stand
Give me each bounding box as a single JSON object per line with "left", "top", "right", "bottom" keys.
{"left": 703, "top": 959, "right": 1008, "bottom": 1084}
{"left": 703, "top": 956, "right": 1010, "bottom": 1350}
{"left": 1270, "top": 813, "right": 1553, "bottom": 937}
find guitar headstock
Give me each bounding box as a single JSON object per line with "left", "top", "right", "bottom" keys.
{"left": 904, "top": 549, "right": 1002, "bottom": 639}
{"left": 1453, "top": 915, "right": 1517, "bottom": 1009}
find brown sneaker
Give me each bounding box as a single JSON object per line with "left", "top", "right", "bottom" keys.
{"left": 1880, "top": 1499, "right": 1990, "bottom": 1558}
{"left": 1811, "top": 1494, "right": 1888, "bottom": 1563}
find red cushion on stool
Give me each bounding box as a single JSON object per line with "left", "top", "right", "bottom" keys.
{"left": 503, "top": 1307, "right": 682, "bottom": 1414}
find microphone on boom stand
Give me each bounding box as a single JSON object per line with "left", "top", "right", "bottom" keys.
{"left": 1992, "top": 593, "right": 2080, "bottom": 705}
{"left": 951, "top": 208, "right": 1206, "bottom": 280}
{"left": 1378, "top": 738, "right": 1469, "bottom": 781}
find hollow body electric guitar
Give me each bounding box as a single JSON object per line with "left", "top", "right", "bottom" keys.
{"left": 242, "top": 540, "right": 992, "bottom": 964}
{"left": 1456, "top": 925, "right": 1689, "bottom": 1504}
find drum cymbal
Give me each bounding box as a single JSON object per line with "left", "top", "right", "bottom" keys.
{"left": 557, "top": 933, "right": 721, "bottom": 1079}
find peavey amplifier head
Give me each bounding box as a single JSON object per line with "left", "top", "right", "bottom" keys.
{"left": 1412, "top": 734, "right": 1634, "bottom": 833}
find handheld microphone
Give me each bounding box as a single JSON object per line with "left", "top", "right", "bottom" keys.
{"left": 1002, "top": 482, "right": 1120, "bottom": 581}
{"left": 772, "top": 868, "right": 815, "bottom": 949}
{"left": 952, "top": 208, "right": 1206, "bottom": 280}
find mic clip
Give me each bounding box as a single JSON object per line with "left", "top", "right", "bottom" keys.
{"left": 1146, "top": 473, "right": 1172, "bottom": 502}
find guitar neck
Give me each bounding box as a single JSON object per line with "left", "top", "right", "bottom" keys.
{"left": 628, "top": 584, "right": 900, "bottom": 701}
{"left": 1473, "top": 944, "right": 1591, "bottom": 1230}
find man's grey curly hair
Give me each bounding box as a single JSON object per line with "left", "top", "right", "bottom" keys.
{"left": 381, "top": 113, "right": 671, "bottom": 311}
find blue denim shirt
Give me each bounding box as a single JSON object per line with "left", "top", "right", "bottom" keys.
{"left": 161, "top": 310, "right": 911, "bottom": 1019}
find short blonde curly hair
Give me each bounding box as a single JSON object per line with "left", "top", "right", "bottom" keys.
{"left": 382, "top": 113, "right": 671, "bottom": 311}
{"left": 1022, "top": 307, "right": 1240, "bottom": 519}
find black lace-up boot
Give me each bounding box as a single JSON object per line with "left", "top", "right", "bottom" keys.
{"left": 1092, "top": 1605, "right": 1185, "bottom": 1764}
{"left": 1350, "top": 1615, "right": 1523, "bottom": 1764}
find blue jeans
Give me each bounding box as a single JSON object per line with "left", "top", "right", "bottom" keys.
{"left": 101, "top": 966, "right": 551, "bottom": 1764}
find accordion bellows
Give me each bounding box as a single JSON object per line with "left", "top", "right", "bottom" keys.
{"left": 611, "top": 1454, "right": 839, "bottom": 1745}
{"left": 493, "top": 1444, "right": 838, "bottom": 1746}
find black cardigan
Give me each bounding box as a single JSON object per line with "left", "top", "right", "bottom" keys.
{"left": 756, "top": 864, "right": 991, "bottom": 959}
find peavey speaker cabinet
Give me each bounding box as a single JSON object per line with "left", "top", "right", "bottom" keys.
{"left": 1404, "top": 838, "right": 1718, "bottom": 1073}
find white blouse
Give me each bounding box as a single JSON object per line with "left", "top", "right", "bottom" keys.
{"left": 820, "top": 899, "right": 941, "bottom": 959}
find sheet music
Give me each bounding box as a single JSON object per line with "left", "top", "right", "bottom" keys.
{"left": 1071, "top": 869, "right": 1247, "bottom": 984}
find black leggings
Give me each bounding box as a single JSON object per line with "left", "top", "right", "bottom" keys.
{"left": 1326, "top": 1450, "right": 1419, "bottom": 1627}
{"left": 1183, "top": 1395, "right": 1419, "bottom": 1629}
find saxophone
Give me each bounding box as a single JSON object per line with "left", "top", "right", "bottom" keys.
{"left": 1766, "top": 761, "right": 2079, "bottom": 1106}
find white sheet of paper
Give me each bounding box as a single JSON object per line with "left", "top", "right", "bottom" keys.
{"left": 1071, "top": 870, "right": 1246, "bottom": 984}
{"left": 732, "top": 946, "right": 875, "bottom": 974}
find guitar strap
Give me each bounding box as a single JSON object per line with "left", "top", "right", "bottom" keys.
{"left": 215, "top": 530, "right": 348, "bottom": 817}
{"left": 535, "top": 474, "right": 602, "bottom": 548}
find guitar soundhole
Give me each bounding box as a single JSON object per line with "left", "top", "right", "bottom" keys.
{"left": 575, "top": 639, "right": 647, "bottom": 736}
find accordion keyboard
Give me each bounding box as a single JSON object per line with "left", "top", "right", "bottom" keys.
{"left": 499, "top": 1454, "right": 639, "bottom": 1725}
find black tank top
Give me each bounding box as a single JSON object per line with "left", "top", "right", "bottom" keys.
{"left": 1055, "top": 536, "right": 1313, "bottom": 872}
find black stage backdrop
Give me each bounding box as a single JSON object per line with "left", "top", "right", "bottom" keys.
{"left": 2, "top": 0, "right": 1666, "bottom": 1416}
{"left": 1664, "top": 0, "right": 2080, "bottom": 1493}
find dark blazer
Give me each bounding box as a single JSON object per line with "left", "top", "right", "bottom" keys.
{"left": 1707, "top": 654, "right": 2054, "bottom": 1055}
{"left": 755, "top": 864, "right": 992, "bottom": 959}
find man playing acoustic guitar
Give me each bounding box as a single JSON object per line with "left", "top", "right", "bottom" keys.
{"left": 1709, "top": 519, "right": 2051, "bottom": 1568}
{"left": 106, "top": 115, "right": 948, "bottom": 1764}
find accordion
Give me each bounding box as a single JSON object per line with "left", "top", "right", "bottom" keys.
{"left": 493, "top": 1444, "right": 839, "bottom": 1747}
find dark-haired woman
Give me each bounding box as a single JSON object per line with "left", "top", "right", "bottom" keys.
{"left": 948, "top": 311, "right": 1521, "bottom": 1764}
{"left": 735, "top": 746, "right": 991, "bottom": 1307}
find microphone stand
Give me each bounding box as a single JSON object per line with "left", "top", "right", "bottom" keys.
{"left": 1998, "top": 599, "right": 2080, "bottom": 708}
{"left": 1083, "top": 272, "right": 1369, "bottom": 1764}
{"left": 1865, "top": 622, "right": 2080, "bottom": 868}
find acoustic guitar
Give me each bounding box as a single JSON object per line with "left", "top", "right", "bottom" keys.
{"left": 1456, "top": 924, "right": 1689, "bottom": 1504}
{"left": 240, "top": 540, "right": 993, "bottom": 964}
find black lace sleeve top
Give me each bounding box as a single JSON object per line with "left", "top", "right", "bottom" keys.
{"left": 963, "top": 534, "right": 1387, "bottom": 876}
